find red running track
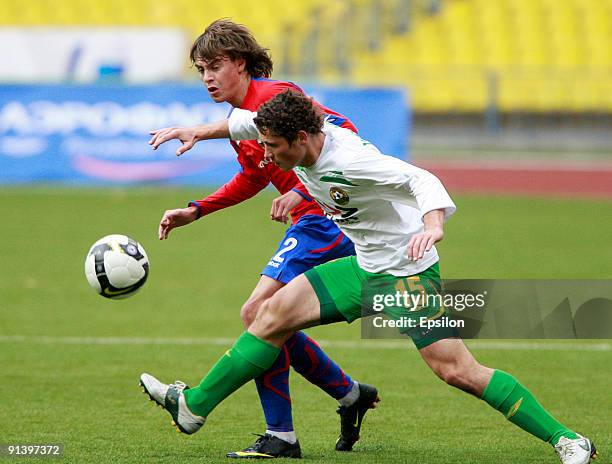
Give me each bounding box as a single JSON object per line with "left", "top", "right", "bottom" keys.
{"left": 416, "top": 160, "right": 612, "bottom": 199}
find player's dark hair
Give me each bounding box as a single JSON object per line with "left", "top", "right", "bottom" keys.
{"left": 190, "top": 19, "right": 273, "bottom": 78}
{"left": 254, "top": 90, "right": 324, "bottom": 144}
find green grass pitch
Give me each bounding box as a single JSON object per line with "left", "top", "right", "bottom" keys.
{"left": 0, "top": 187, "right": 610, "bottom": 463}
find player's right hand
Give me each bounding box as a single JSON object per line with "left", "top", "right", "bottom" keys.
{"left": 270, "top": 190, "right": 303, "bottom": 224}
{"left": 158, "top": 206, "right": 199, "bottom": 240}
{"left": 149, "top": 126, "right": 199, "bottom": 156}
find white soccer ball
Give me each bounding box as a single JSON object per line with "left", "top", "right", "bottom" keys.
{"left": 84, "top": 234, "right": 149, "bottom": 299}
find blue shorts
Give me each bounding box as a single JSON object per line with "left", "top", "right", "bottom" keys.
{"left": 262, "top": 215, "right": 355, "bottom": 284}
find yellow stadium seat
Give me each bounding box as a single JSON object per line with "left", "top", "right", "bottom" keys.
{"left": 348, "top": 0, "right": 612, "bottom": 112}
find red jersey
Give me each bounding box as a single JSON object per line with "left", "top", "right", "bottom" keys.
{"left": 189, "top": 78, "right": 357, "bottom": 224}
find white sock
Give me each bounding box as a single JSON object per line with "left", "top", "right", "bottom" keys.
{"left": 337, "top": 380, "right": 360, "bottom": 407}
{"left": 266, "top": 430, "right": 297, "bottom": 444}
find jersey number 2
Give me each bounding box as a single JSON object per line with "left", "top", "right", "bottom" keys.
{"left": 272, "top": 238, "right": 298, "bottom": 263}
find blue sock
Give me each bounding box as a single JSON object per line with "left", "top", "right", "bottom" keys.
{"left": 254, "top": 345, "right": 294, "bottom": 432}
{"left": 286, "top": 331, "right": 353, "bottom": 400}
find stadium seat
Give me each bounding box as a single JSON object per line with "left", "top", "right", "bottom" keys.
{"left": 0, "top": 0, "right": 609, "bottom": 112}
{"left": 348, "top": 0, "right": 612, "bottom": 112}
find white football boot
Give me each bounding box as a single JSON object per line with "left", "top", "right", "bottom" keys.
{"left": 139, "top": 373, "right": 206, "bottom": 434}
{"left": 554, "top": 435, "right": 598, "bottom": 464}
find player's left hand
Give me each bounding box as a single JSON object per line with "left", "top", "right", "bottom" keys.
{"left": 406, "top": 226, "right": 444, "bottom": 261}
{"left": 270, "top": 190, "right": 303, "bottom": 224}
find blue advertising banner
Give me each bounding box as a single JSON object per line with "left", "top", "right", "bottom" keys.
{"left": 0, "top": 84, "right": 409, "bottom": 185}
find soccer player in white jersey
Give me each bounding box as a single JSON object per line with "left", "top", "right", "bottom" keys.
{"left": 140, "top": 90, "right": 597, "bottom": 464}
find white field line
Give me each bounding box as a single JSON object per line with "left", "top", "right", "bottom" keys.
{"left": 0, "top": 335, "right": 609, "bottom": 352}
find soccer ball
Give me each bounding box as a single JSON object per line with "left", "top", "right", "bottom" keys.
{"left": 84, "top": 234, "right": 149, "bottom": 299}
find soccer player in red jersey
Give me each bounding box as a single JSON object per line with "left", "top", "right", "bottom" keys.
{"left": 145, "top": 20, "right": 378, "bottom": 459}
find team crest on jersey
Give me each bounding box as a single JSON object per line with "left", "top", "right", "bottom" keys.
{"left": 329, "top": 186, "right": 350, "bottom": 205}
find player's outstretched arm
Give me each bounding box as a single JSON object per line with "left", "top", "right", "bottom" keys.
{"left": 149, "top": 119, "right": 231, "bottom": 156}
{"left": 158, "top": 206, "right": 200, "bottom": 240}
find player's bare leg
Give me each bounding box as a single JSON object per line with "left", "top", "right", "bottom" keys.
{"left": 419, "top": 338, "right": 493, "bottom": 396}
{"left": 419, "top": 338, "right": 598, "bottom": 463}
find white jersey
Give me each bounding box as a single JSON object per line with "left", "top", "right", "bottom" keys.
{"left": 228, "top": 109, "right": 456, "bottom": 276}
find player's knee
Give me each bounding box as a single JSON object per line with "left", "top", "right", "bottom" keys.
{"left": 439, "top": 367, "right": 465, "bottom": 388}
{"left": 254, "top": 297, "right": 291, "bottom": 338}
{"left": 240, "top": 298, "right": 263, "bottom": 328}
{"left": 429, "top": 360, "right": 460, "bottom": 385}
{"left": 434, "top": 361, "right": 481, "bottom": 393}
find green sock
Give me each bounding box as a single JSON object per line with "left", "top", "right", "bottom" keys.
{"left": 481, "top": 370, "right": 577, "bottom": 445}
{"left": 183, "top": 331, "right": 280, "bottom": 417}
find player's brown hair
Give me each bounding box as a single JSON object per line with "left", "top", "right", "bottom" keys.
{"left": 254, "top": 90, "right": 324, "bottom": 144}
{"left": 190, "top": 19, "right": 273, "bottom": 78}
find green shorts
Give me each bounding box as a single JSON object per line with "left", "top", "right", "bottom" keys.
{"left": 304, "top": 256, "right": 458, "bottom": 349}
